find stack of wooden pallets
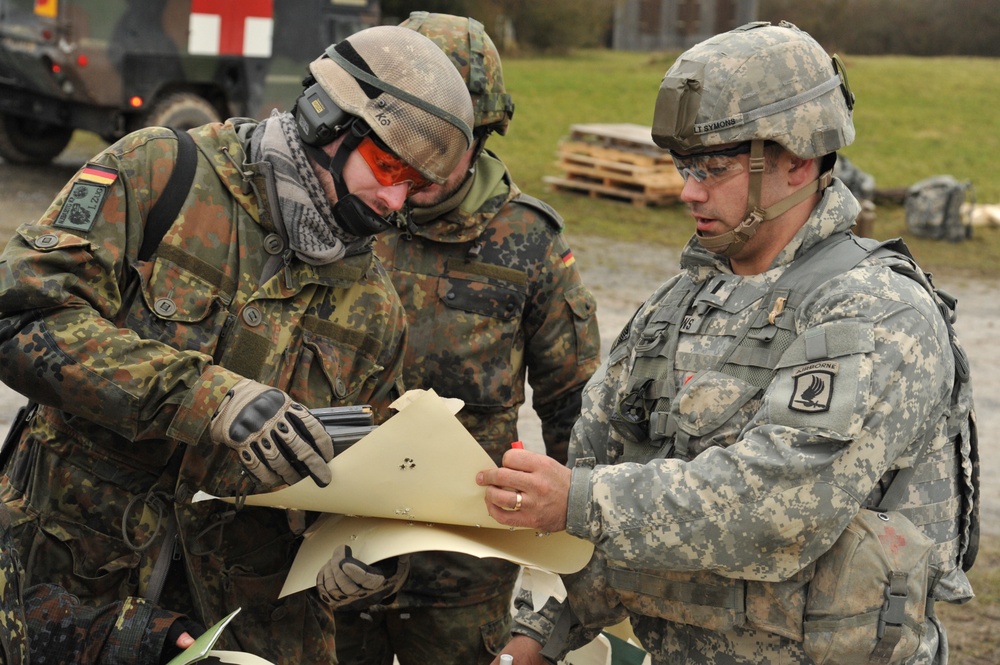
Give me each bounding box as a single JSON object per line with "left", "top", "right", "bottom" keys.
{"left": 543, "top": 123, "right": 684, "bottom": 207}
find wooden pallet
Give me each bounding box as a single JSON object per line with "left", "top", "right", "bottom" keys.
{"left": 543, "top": 174, "right": 678, "bottom": 207}
{"left": 545, "top": 123, "right": 683, "bottom": 206}
{"left": 557, "top": 140, "right": 669, "bottom": 168}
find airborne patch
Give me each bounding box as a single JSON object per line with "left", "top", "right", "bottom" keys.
{"left": 789, "top": 361, "right": 838, "bottom": 413}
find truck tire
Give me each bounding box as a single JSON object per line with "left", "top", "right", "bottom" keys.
{"left": 140, "top": 93, "right": 221, "bottom": 131}
{"left": 0, "top": 113, "right": 74, "bottom": 165}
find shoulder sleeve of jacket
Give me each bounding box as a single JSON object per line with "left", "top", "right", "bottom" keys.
{"left": 513, "top": 193, "right": 565, "bottom": 232}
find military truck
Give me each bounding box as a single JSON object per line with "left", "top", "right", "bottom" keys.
{"left": 0, "top": 0, "right": 379, "bottom": 165}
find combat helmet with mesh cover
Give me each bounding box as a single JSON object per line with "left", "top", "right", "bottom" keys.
{"left": 399, "top": 11, "right": 515, "bottom": 136}
{"left": 292, "top": 25, "right": 473, "bottom": 236}
{"left": 651, "top": 21, "right": 856, "bottom": 256}
{"left": 304, "top": 25, "right": 474, "bottom": 184}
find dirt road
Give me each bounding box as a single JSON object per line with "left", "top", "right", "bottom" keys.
{"left": 0, "top": 142, "right": 996, "bottom": 536}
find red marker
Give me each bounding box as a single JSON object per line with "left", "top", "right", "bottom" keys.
{"left": 510, "top": 441, "right": 524, "bottom": 449}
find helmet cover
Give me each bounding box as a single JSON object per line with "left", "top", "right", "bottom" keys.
{"left": 652, "top": 21, "right": 855, "bottom": 158}
{"left": 309, "top": 25, "right": 475, "bottom": 184}
{"left": 400, "top": 11, "right": 515, "bottom": 135}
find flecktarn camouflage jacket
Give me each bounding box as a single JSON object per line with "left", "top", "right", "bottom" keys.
{"left": 1, "top": 502, "right": 184, "bottom": 664}
{"left": 371, "top": 149, "right": 600, "bottom": 609}
{"left": 0, "top": 119, "right": 406, "bottom": 664}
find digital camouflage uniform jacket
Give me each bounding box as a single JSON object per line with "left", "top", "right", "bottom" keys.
{"left": 1, "top": 503, "right": 183, "bottom": 665}
{"left": 371, "top": 150, "right": 600, "bottom": 610}
{"left": 516, "top": 179, "right": 973, "bottom": 663}
{"left": 0, "top": 120, "right": 406, "bottom": 664}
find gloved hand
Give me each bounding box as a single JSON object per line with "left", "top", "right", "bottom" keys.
{"left": 316, "top": 545, "right": 410, "bottom": 611}
{"left": 159, "top": 616, "right": 205, "bottom": 664}
{"left": 210, "top": 378, "right": 335, "bottom": 488}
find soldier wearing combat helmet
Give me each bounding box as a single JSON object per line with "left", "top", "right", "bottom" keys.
{"left": 317, "top": 12, "right": 600, "bottom": 665}
{"left": 479, "top": 21, "right": 975, "bottom": 665}
{"left": 0, "top": 25, "right": 472, "bottom": 664}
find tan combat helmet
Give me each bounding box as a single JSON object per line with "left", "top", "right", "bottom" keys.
{"left": 399, "top": 11, "right": 515, "bottom": 136}
{"left": 305, "top": 25, "right": 474, "bottom": 185}
{"left": 652, "top": 21, "right": 856, "bottom": 256}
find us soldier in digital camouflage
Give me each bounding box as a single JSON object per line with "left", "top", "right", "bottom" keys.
{"left": 1, "top": 501, "right": 202, "bottom": 664}
{"left": 315, "top": 13, "right": 601, "bottom": 664}
{"left": 0, "top": 25, "right": 472, "bottom": 664}
{"left": 477, "top": 21, "right": 975, "bottom": 664}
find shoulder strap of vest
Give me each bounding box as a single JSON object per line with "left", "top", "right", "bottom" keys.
{"left": 772, "top": 232, "right": 879, "bottom": 304}
{"left": 513, "top": 192, "right": 565, "bottom": 232}
{"left": 138, "top": 128, "right": 198, "bottom": 262}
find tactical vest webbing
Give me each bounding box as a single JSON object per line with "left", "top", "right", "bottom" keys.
{"left": 613, "top": 233, "right": 865, "bottom": 462}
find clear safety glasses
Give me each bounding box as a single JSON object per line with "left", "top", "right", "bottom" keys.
{"left": 669, "top": 143, "right": 752, "bottom": 186}
{"left": 356, "top": 135, "right": 435, "bottom": 193}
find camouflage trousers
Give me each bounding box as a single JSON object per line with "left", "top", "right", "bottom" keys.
{"left": 334, "top": 592, "right": 512, "bottom": 665}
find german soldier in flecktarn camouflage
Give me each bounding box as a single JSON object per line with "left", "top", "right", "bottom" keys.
{"left": 0, "top": 25, "right": 473, "bottom": 665}
{"left": 478, "top": 21, "right": 976, "bottom": 665}
{"left": 1, "top": 502, "right": 201, "bottom": 664}
{"left": 318, "top": 12, "right": 601, "bottom": 665}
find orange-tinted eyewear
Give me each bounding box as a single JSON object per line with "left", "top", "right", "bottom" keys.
{"left": 356, "top": 136, "right": 434, "bottom": 193}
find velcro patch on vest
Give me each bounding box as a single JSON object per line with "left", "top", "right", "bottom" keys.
{"left": 789, "top": 361, "right": 839, "bottom": 413}
{"left": 53, "top": 181, "right": 110, "bottom": 233}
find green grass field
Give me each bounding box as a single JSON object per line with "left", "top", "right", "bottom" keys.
{"left": 488, "top": 50, "right": 1000, "bottom": 278}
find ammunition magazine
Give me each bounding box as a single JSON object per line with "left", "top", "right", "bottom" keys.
{"left": 310, "top": 405, "right": 377, "bottom": 456}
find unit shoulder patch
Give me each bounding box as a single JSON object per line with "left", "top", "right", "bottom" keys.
{"left": 53, "top": 164, "right": 118, "bottom": 232}
{"left": 789, "top": 361, "right": 839, "bottom": 413}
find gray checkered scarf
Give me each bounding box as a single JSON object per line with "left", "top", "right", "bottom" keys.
{"left": 250, "top": 112, "right": 354, "bottom": 265}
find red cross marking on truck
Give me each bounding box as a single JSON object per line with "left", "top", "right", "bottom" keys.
{"left": 189, "top": 0, "right": 274, "bottom": 57}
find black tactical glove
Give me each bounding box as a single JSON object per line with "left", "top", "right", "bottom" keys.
{"left": 159, "top": 616, "right": 206, "bottom": 664}
{"left": 316, "top": 545, "right": 410, "bottom": 611}
{"left": 210, "top": 378, "right": 335, "bottom": 488}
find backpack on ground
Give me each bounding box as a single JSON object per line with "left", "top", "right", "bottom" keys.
{"left": 904, "top": 175, "right": 974, "bottom": 242}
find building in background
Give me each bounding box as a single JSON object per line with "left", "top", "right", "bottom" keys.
{"left": 612, "top": 0, "right": 758, "bottom": 51}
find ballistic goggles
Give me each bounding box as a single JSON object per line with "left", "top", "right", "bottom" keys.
{"left": 669, "top": 143, "right": 752, "bottom": 186}
{"left": 356, "top": 135, "right": 435, "bottom": 193}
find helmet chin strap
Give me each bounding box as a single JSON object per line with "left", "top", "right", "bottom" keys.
{"left": 302, "top": 120, "right": 396, "bottom": 238}
{"left": 697, "top": 140, "right": 833, "bottom": 257}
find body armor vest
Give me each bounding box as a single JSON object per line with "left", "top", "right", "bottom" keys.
{"left": 604, "top": 232, "right": 978, "bottom": 640}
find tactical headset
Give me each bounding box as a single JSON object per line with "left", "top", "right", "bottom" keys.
{"left": 293, "top": 76, "right": 397, "bottom": 237}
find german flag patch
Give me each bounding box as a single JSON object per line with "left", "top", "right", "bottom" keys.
{"left": 561, "top": 248, "right": 575, "bottom": 267}
{"left": 78, "top": 164, "right": 118, "bottom": 185}
{"left": 53, "top": 163, "right": 117, "bottom": 232}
